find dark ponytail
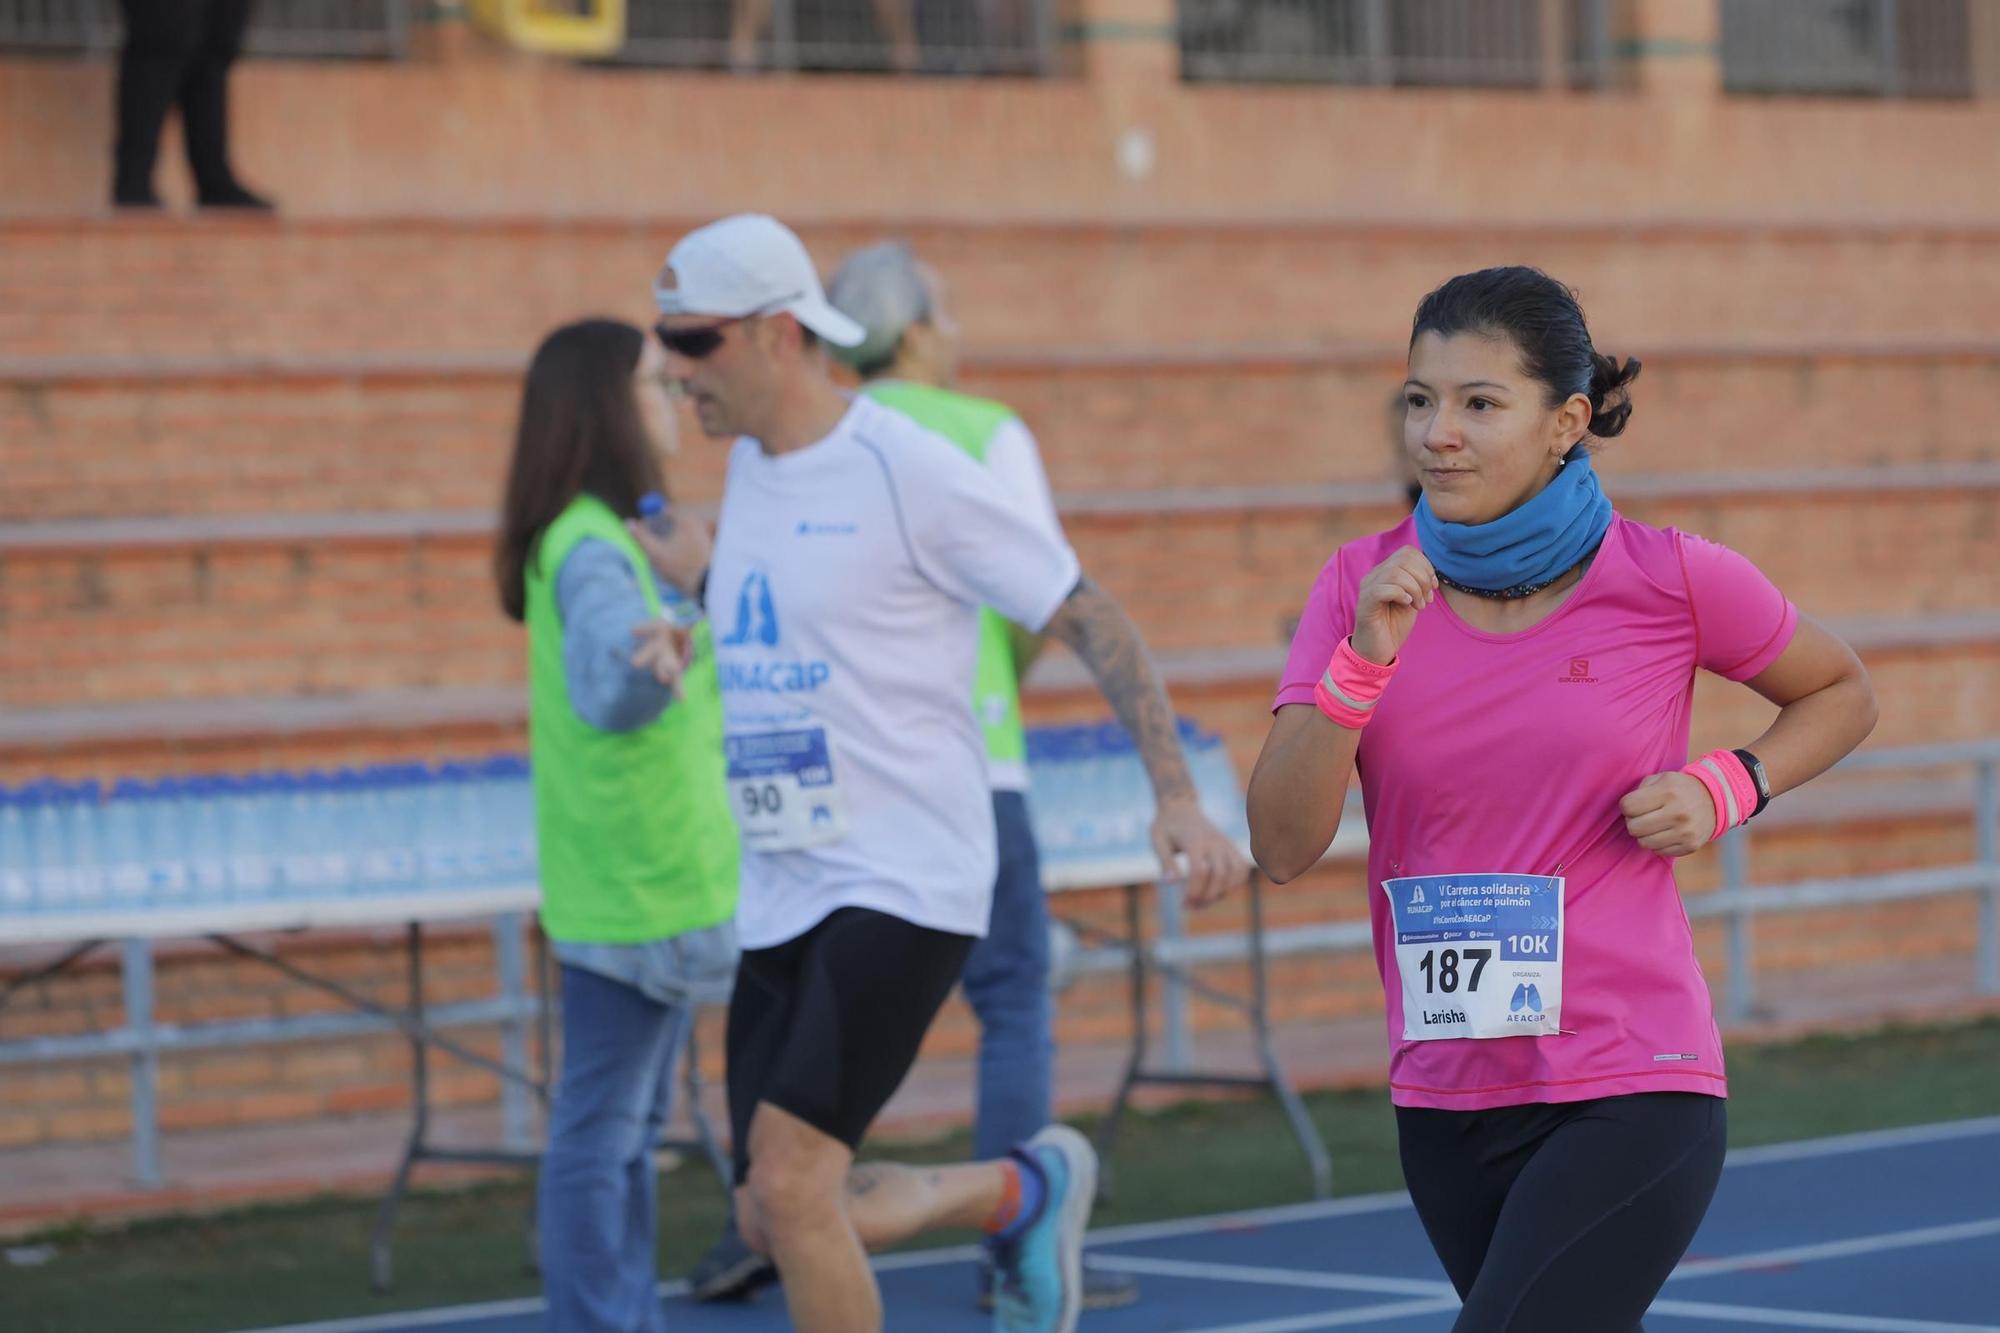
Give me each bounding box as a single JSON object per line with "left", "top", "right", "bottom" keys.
{"left": 1411, "top": 266, "right": 1640, "bottom": 441}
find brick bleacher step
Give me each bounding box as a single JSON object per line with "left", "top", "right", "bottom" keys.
{"left": 6, "top": 215, "right": 2000, "bottom": 360}
{"left": 6, "top": 342, "right": 1999, "bottom": 521}
{"left": 1, "top": 476, "right": 1996, "bottom": 710}
{"left": 2, "top": 477, "right": 1997, "bottom": 714}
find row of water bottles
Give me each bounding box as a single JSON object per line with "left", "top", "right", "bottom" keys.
{"left": 0, "top": 758, "right": 538, "bottom": 919}
{"left": 1024, "top": 719, "right": 1248, "bottom": 864}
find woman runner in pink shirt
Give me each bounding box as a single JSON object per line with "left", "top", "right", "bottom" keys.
{"left": 1248, "top": 267, "right": 1878, "bottom": 1331}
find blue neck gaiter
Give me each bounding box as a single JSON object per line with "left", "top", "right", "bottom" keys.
{"left": 1413, "top": 449, "right": 1613, "bottom": 596}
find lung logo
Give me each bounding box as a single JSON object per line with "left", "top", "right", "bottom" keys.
{"left": 721, "top": 571, "right": 779, "bottom": 647}
{"left": 1509, "top": 983, "right": 1545, "bottom": 1015}
{"left": 1409, "top": 886, "right": 1426, "bottom": 907}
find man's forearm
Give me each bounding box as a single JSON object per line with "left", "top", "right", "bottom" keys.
{"left": 1044, "top": 578, "right": 1196, "bottom": 805}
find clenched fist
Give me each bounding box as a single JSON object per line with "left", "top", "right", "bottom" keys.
{"left": 1352, "top": 546, "right": 1439, "bottom": 666}
{"left": 1619, "top": 771, "right": 1717, "bottom": 858}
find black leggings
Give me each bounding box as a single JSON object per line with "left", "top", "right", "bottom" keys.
{"left": 1397, "top": 1092, "right": 1726, "bottom": 1333}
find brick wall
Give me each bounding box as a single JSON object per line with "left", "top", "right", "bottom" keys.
{"left": 4, "top": 25, "right": 1998, "bottom": 1154}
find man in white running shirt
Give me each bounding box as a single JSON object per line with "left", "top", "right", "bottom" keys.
{"left": 630, "top": 213, "right": 1246, "bottom": 1333}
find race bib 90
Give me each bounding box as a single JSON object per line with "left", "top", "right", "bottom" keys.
{"left": 1382, "top": 873, "right": 1564, "bottom": 1042}
{"left": 725, "top": 728, "right": 848, "bottom": 852}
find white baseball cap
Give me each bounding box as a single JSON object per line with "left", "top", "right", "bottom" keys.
{"left": 653, "top": 214, "right": 865, "bottom": 349}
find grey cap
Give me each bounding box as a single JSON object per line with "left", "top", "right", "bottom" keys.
{"left": 823, "top": 241, "right": 932, "bottom": 373}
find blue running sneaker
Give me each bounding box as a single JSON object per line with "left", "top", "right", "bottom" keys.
{"left": 1525, "top": 983, "right": 1543, "bottom": 1013}
{"left": 992, "top": 1125, "right": 1097, "bottom": 1333}
{"left": 1509, "top": 983, "right": 1527, "bottom": 1013}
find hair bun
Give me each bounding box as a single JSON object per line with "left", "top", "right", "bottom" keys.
{"left": 1588, "top": 352, "right": 1641, "bottom": 439}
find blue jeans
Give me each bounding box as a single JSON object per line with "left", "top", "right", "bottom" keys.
{"left": 539, "top": 963, "right": 690, "bottom": 1333}
{"left": 962, "top": 789, "right": 1055, "bottom": 1162}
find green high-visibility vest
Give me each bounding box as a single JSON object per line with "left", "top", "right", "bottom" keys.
{"left": 863, "top": 380, "right": 1030, "bottom": 778}
{"left": 524, "top": 494, "right": 738, "bottom": 942}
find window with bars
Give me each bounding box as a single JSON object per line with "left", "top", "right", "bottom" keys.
{"left": 1721, "top": 0, "right": 1973, "bottom": 99}
{"left": 0, "top": 0, "right": 411, "bottom": 58}
{"left": 1179, "top": 0, "right": 1612, "bottom": 88}
{"left": 602, "top": 0, "right": 1055, "bottom": 75}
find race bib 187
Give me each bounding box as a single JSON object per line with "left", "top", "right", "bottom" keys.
{"left": 1382, "top": 872, "right": 1564, "bottom": 1042}
{"left": 725, "top": 728, "right": 848, "bottom": 852}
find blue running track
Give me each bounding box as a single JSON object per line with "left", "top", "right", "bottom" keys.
{"left": 240, "top": 1116, "right": 2000, "bottom": 1333}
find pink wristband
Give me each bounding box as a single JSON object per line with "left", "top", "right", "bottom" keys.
{"left": 1312, "top": 636, "right": 1399, "bottom": 730}
{"left": 1680, "top": 749, "right": 1760, "bottom": 842}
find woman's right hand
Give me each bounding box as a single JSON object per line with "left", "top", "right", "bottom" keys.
{"left": 1351, "top": 546, "right": 1438, "bottom": 665}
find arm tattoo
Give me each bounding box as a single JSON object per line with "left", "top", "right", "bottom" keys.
{"left": 845, "top": 1163, "right": 893, "bottom": 1198}
{"left": 1046, "top": 578, "right": 1196, "bottom": 805}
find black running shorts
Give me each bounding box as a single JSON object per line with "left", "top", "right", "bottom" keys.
{"left": 725, "top": 906, "right": 977, "bottom": 1182}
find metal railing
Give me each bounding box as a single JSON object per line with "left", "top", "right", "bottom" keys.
{"left": 1721, "top": 0, "right": 1974, "bottom": 98}
{"left": 605, "top": 0, "right": 1056, "bottom": 75}
{"left": 0, "top": 0, "right": 412, "bottom": 59}
{"left": 1180, "top": 0, "right": 1613, "bottom": 87}
{"left": 1067, "top": 738, "right": 2000, "bottom": 1069}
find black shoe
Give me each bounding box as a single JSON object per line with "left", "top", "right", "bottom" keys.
{"left": 687, "top": 1227, "right": 778, "bottom": 1303}
{"left": 977, "top": 1252, "right": 1140, "bottom": 1312}
{"left": 112, "top": 184, "right": 162, "bottom": 210}
{"left": 197, "top": 183, "right": 275, "bottom": 212}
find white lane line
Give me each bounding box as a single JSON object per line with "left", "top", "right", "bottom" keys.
{"left": 1082, "top": 1189, "right": 1418, "bottom": 1246}
{"left": 1647, "top": 1296, "right": 2000, "bottom": 1332}
{"left": 1085, "top": 1253, "right": 1454, "bottom": 1299}
{"left": 1725, "top": 1116, "right": 2000, "bottom": 1168}
{"left": 231, "top": 1297, "right": 547, "bottom": 1333}
{"left": 1671, "top": 1217, "right": 2000, "bottom": 1281}
{"left": 1183, "top": 1296, "right": 1464, "bottom": 1332}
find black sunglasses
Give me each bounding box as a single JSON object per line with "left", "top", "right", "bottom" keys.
{"left": 653, "top": 316, "right": 744, "bottom": 360}
{"left": 652, "top": 293, "right": 801, "bottom": 360}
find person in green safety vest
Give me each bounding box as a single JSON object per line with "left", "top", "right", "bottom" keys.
{"left": 494, "top": 319, "right": 740, "bottom": 1333}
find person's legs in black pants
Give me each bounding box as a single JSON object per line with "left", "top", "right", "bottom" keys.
{"left": 180, "top": 0, "right": 269, "bottom": 207}
{"left": 114, "top": 0, "right": 203, "bottom": 206}
{"left": 1399, "top": 1093, "right": 1727, "bottom": 1332}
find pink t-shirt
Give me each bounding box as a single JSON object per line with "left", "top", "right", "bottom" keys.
{"left": 1275, "top": 514, "right": 1797, "bottom": 1111}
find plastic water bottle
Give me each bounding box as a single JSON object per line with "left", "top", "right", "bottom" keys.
{"left": 306, "top": 770, "right": 352, "bottom": 894}
{"left": 457, "top": 763, "right": 498, "bottom": 889}
{"left": 183, "top": 777, "right": 232, "bottom": 905}
{"left": 1060, "top": 726, "right": 1099, "bottom": 855}
{"left": 24, "top": 780, "right": 77, "bottom": 913}
{"left": 271, "top": 774, "right": 318, "bottom": 898}
{"left": 384, "top": 764, "right": 426, "bottom": 894}
{"left": 62, "top": 780, "right": 106, "bottom": 909}
{"left": 143, "top": 777, "right": 192, "bottom": 905}
{"left": 221, "top": 774, "right": 276, "bottom": 903}
{"left": 506, "top": 756, "right": 537, "bottom": 875}
{"left": 1023, "top": 728, "right": 1073, "bottom": 856}
{"left": 0, "top": 787, "right": 31, "bottom": 915}
{"left": 102, "top": 780, "right": 152, "bottom": 907}
{"left": 1082, "top": 723, "right": 1125, "bottom": 855}
{"left": 421, "top": 763, "right": 471, "bottom": 891}
{"left": 637, "top": 492, "right": 704, "bottom": 627}
{"left": 347, "top": 767, "right": 395, "bottom": 897}
{"left": 481, "top": 756, "right": 535, "bottom": 885}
